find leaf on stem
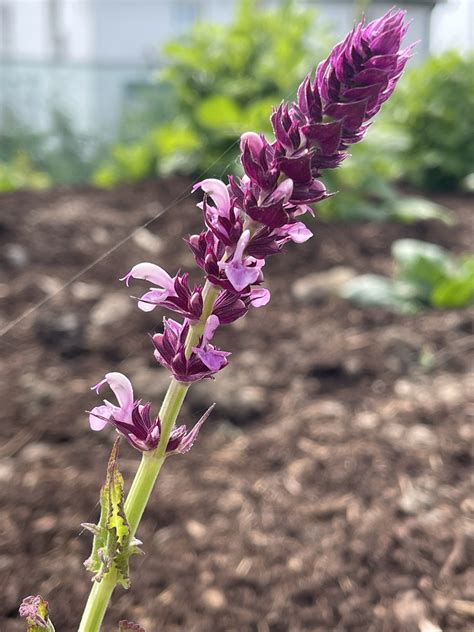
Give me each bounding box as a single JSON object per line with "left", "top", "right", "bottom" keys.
{"left": 82, "top": 439, "right": 143, "bottom": 588}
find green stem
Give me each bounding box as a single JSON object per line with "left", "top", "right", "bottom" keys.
{"left": 78, "top": 283, "right": 219, "bottom": 631}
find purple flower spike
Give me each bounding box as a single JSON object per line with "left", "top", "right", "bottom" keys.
{"left": 265, "top": 9, "right": 412, "bottom": 194}
{"left": 310, "top": 9, "right": 411, "bottom": 168}
{"left": 89, "top": 372, "right": 135, "bottom": 431}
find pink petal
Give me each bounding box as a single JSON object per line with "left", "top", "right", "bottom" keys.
{"left": 240, "top": 131, "right": 264, "bottom": 156}
{"left": 250, "top": 287, "right": 271, "bottom": 307}
{"left": 104, "top": 372, "right": 134, "bottom": 412}
{"left": 137, "top": 289, "right": 169, "bottom": 312}
{"left": 285, "top": 222, "right": 313, "bottom": 243}
{"left": 194, "top": 178, "right": 230, "bottom": 216}
{"left": 120, "top": 262, "right": 174, "bottom": 290}
{"left": 202, "top": 314, "right": 220, "bottom": 345}
{"left": 267, "top": 178, "right": 294, "bottom": 204}
{"left": 89, "top": 405, "right": 111, "bottom": 431}
{"left": 225, "top": 262, "right": 262, "bottom": 292}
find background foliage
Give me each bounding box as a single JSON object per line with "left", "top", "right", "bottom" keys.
{"left": 0, "top": 108, "right": 97, "bottom": 190}
{"left": 343, "top": 239, "right": 474, "bottom": 313}
{"left": 386, "top": 51, "right": 474, "bottom": 192}
{"left": 93, "top": 0, "right": 330, "bottom": 187}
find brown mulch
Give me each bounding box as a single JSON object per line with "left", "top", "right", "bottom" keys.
{"left": 0, "top": 180, "right": 472, "bottom": 631}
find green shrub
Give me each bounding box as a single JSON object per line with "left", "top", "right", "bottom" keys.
{"left": 342, "top": 239, "right": 474, "bottom": 313}
{"left": 93, "top": 0, "right": 331, "bottom": 186}
{"left": 318, "top": 123, "right": 453, "bottom": 224}
{"left": 0, "top": 108, "right": 98, "bottom": 187}
{"left": 387, "top": 51, "right": 474, "bottom": 191}
{"left": 0, "top": 152, "right": 50, "bottom": 193}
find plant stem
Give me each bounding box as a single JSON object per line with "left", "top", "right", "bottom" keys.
{"left": 77, "top": 283, "right": 219, "bottom": 631}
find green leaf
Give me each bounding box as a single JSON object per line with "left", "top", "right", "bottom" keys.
{"left": 392, "top": 239, "right": 454, "bottom": 299}
{"left": 83, "top": 440, "right": 142, "bottom": 589}
{"left": 195, "top": 95, "right": 243, "bottom": 132}
{"left": 390, "top": 196, "right": 454, "bottom": 225}
{"left": 431, "top": 257, "right": 474, "bottom": 308}
{"left": 341, "top": 274, "right": 420, "bottom": 314}
{"left": 431, "top": 277, "right": 474, "bottom": 308}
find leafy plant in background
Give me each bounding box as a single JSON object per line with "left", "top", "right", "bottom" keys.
{"left": 0, "top": 152, "right": 50, "bottom": 193}
{"left": 93, "top": 0, "right": 453, "bottom": 229}
{"left": 319, "top": 123, "right": 453, "bottom": 223}
{"left": 386, "top": 50, "right": 474, "bottom": 191}
{"left": 342, "top": 239, "right": 474, "bottom": 313}
{"left": 93, "top": 0, "right": 331, "bottom": 187}
{"left": 20, "top": 10, "right": 413, "bottom": 630}
{"left": 0, "top": 108, "right": 99, "bottom": 187}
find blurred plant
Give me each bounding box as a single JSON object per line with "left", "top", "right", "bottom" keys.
{"left": 22, "top": 9, "right": 412, "bottom": 631}
{"left": 386, "top": 51, "right": 474, "bottom": 191}
{"left": 0, "top": 108, "right": 99, "bottom": 189}
{"left": 342, "top": 239, "right": 474, "bottom": 313}
{"left": 93, "top": 0, "right": 331, "bottom": 187}
{"left": 0, "top": 152, "right": 50, "bottom": 192}
{"left": 319, "top": 123, "right": 453, "bottom": 223}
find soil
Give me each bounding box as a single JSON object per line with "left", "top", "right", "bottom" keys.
{"left": 0, "top": 180, "right": 472, "bottom": 632}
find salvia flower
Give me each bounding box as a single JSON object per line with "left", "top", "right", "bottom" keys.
{"left": 194, "top": 178, "right": 243, "bottom": 247}
{"left": 89, "top": 372, "right": 214, "bottom": 452}
{"left": 152, "top": 316, "right": 230, "bottom": 382}
{"left": 121, "top": 263, "right": 204, "bottom": 320}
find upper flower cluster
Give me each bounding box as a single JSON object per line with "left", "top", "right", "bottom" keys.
{"left": 91, "top": 9, "right": 411, "bottom": 451}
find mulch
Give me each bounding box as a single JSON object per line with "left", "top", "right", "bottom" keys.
{"left": 0, "top": 180, "right": 472, "bottom": 631}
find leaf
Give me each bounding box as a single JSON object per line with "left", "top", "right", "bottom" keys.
{"left": 390, "top": 196, "right": 454, "bottom": 225}
{"left": 341, "top": 274, "right": 420, "bottom": 314}
{"left": 392, "top": 239, "right": 455, "bottom": 299}
{"left": 431, "top": 257, "right": 474, "bottom": 308}
{"left": 195, "top": 95, "right": 243, "bottom": 132}
{"left": 83, "top": 439, "right": 142, "bottom": 589}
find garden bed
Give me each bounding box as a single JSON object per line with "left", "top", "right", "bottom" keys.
{"left": 0, "top": 180, "right": 472, "bottom": 631}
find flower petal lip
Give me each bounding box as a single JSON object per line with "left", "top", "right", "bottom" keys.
{"left": 89, "top": 404, "right": 112, "bottom": 431}
{"left": 104, "top": 372, "right": 134, "bottom": 411}
{"left": 249, "top": 287, "right": 270, "bottom": 307}
{"left": 88, "top": 372, "right": 135, "bottom": 431}
{"left": 120, "top": 262, "right": 175, "bottom": 290}
{"left": 194, "top": 178, "right": 230, "bottom": 216}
